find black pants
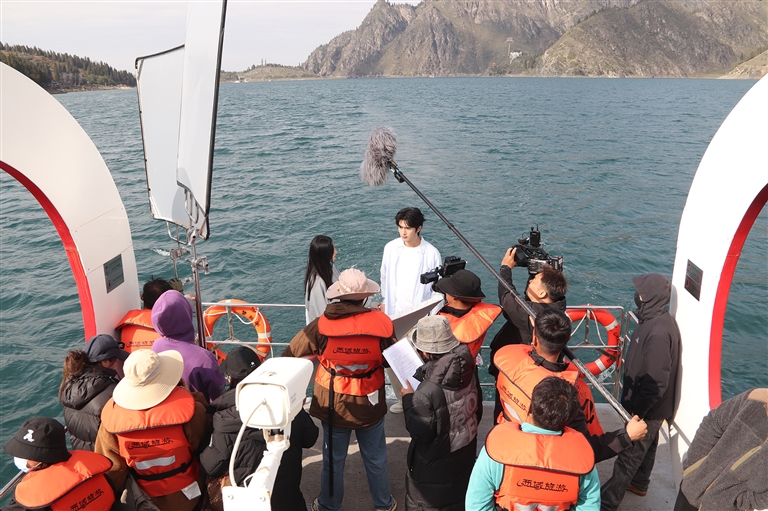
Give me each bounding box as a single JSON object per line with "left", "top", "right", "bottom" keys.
{"left": 600, "top": 417, "right": 665, "bottom": 511}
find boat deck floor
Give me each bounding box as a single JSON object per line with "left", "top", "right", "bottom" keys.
{"left": 298, "top": 402, "right": 677, "bottom": 510}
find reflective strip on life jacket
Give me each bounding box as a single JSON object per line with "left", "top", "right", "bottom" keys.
{"left": 486, "top": 423, "right": 594, "bottom": 511}
{"left": 115, "top": 309, "right": 159, "bottom": 352}
{"left": 135, "top": 455, "right": 176, "bottom": 470}
{"left": 101, "top": 387, "right": 199, "bottom": 497}
{"left": 15, "top": 451, "right": 114, "bottom": 511}
{"left": 439, "top": 302, "right": 502, "bottom": 357}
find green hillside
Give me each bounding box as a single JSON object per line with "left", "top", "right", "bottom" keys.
{"left": 0, "top": 43, "right": 136, "bottom": 91}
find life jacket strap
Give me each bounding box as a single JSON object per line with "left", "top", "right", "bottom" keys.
{"left": 322, "top": 365, "right": 378, "bottom": 379}
{"left": 131, "top": 460, "right": 192, "bottom": 482}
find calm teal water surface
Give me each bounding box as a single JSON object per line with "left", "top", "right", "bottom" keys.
{"left": 1, "top": 77, "right": 766, "bottom": 487}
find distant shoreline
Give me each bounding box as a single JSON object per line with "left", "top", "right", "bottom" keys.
{"left": 49, "top": 84, "right": 134, "bottom": 95}
{"left": 47, "top": 73, "right": 760, "bottom": 94}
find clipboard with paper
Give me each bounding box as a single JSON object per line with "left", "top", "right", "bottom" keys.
{"left": 382, "top": 294, "right": 443, "bottom": 389}
{"left": 383, "top": 337, "right": 423, "bottom": 390}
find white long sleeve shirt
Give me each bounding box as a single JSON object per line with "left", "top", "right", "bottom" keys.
{"left": 380, "top": 237, "right": 442, "bottom": 317}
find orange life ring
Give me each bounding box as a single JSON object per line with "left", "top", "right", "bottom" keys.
{"left": 203, "top": 299, "right": 272, "bottom": 361}
{"left": 566, "top": 307, "right": 620, "bottom": 376}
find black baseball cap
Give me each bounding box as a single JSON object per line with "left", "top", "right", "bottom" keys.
{"left": 219, "top": 347, "right": 261, "bottom": 380}
{"left": 85, "top": 334, "right": 129, "bottom": 363}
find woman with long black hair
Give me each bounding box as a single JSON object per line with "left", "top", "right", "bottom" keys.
{"left": 304, "top": 235, "right": 339, "bottom": 324}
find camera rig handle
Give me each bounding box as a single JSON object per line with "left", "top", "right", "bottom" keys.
{"left": 389, "top": 166, "right": 633, "bottom": 424}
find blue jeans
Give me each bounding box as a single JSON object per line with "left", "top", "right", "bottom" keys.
{"left": 601, "top": 417, "right": 665, "bottom": 511}
{"left": 316, "top": 418, "right": 393, "bottom": 511}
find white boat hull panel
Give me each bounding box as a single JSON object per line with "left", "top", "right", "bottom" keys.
{"left": 670, "top": 75, "right": 768, "bottom": 483}
{"left": 0, "top": 63, "right": 140, "bottom": 339}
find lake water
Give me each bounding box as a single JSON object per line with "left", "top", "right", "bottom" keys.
{"left": 1, "top": 77, "right": 766, "bottom": 488}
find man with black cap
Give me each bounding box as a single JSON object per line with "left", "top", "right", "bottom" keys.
{"left": 200, "top": 346, "right": 318, "bottom": 511}
{"left": 434, "top": 269, "right": 502, "bottom": 360}
{"left": 2, "top": 417, "right": 115, "bottom": 511}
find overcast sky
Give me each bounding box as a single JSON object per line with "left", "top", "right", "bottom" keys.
{"left": 1, "top": 0, "right": 409, "bottom": 73}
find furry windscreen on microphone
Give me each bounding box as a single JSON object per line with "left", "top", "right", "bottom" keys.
{"left": 360, "top": 127, "right": 398, "bottom": 187}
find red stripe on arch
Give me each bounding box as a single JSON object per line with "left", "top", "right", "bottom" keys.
{"left": 1, "top": 160, "right": 97, "bottom": 340}
{"left": 709, "top": 183, "right": 768, "bottom": 408}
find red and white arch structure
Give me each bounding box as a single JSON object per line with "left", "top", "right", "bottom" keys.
{"left": 669, "top": 75, "right": 767, "bottom": 482}
{"left": 0, "top": 63, "right": 140, "bottom": 339}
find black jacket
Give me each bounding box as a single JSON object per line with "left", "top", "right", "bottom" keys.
{"left": 403, "top": 344, "right": 481, "bottom": 511}
{"left": 60, "top": 366, "right": 119, "bottom": 451}
{"left": 489, "top": 265, "right": 567, "bottom": 377}
{"left": 200, "top": 388, "right": 319, "bottom": 511}
{"left": 622, "top": 273, "right": 681, "bottom": 420}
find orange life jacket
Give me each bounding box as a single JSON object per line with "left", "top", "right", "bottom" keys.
{"left": 486, "top": 422, "right": 594, "bottom": 511}
{"left": 101, "top": 387, "right": 199, "bottom": 497}
{"left": 494, "top": 344, "right": 604, "bottom": 436}
{"left": 15, "top": 450, "right": 114, "bottom": 511}
{"left": 115, "top": 309, "right": 159, "bottom": 352}
{"left": 316, "top": 311, "right": 393, "bottom": 397}
{"left": 438, "top": 302, "right": 502, "bottom": 357}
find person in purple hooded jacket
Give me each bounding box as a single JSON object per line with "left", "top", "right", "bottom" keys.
{"left": 151, "top": 290, "right": 225, "bottom": 402}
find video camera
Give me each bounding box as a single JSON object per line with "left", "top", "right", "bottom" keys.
{"left": 513, "top": 226, "right": 564, "bottom": 274}
{"left": 420, "top": 256, "right": 466, "bottom": 285}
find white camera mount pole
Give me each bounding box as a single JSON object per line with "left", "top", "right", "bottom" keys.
{"left": 221, "top": 425, "right": 292, "bottom": 511}
{"left": 221, "top": 358, "right": 314, "bottom": 511}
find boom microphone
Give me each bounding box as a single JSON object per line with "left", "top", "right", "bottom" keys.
{"left": 357, "top": 125, "right": 633, "bottom": 423}
{"left": 360, "top": 127, "right": 398, "bottom": 187}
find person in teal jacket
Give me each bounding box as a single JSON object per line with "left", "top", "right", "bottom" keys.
{"left": 466, "top": 377, "right": 600, "bottom": 511}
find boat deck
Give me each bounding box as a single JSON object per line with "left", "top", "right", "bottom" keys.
{"left": 298, "top": 402, "right": 677, "bottom": 510}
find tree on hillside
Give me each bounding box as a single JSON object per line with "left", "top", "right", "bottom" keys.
{"left": 1, "top": 42, "right": 136, "bottom": 88}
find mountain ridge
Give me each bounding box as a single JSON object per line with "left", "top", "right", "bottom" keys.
{"left": 301, "top": 0, "right": 768, "bottom": 78}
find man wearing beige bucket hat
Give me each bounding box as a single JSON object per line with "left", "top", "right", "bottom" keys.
{"left": 284, "top": 268, "right": 398, "bottom": 511}
{"left": 400, "top": 315, "right": 481, "bottom": 511}
{"left": 95, "top": 349, "right": 210, "bottom": 511}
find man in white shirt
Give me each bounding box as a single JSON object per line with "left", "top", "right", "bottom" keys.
{"left": 378, "top": 207, "right": 442, "bottom": 413}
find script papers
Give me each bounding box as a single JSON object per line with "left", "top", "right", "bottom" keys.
{"left": 382, "top": 294, "right": 443, "bottom": 390}
{"left": 383, "top": 340, "right": 423, "bottom": 390}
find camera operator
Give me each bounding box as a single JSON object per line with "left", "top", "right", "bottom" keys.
{"left": 489, "top": 247, "right": 568, "bottom": 419}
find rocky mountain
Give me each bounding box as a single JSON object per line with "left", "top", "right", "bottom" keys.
{"left": 302, "top": 0, "right": 767, "bottom": 78}
{"left": 725, "top": 49, "right": 768, "bottom": 79}
{"left": 536, "top": 0, "right": 767, "bottom": 76}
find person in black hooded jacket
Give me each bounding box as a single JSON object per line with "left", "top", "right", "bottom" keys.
{"left": 200, "top": 347, "right": 319, "bottom": 511}
{"left": 59, "top": 334, "right": 128, "bottom": 451}
{"left": 401, "top": 316, "right": 482, "bottom": 511}
{"left": 601, "top": 273, "right": 682, "bottom": 511}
